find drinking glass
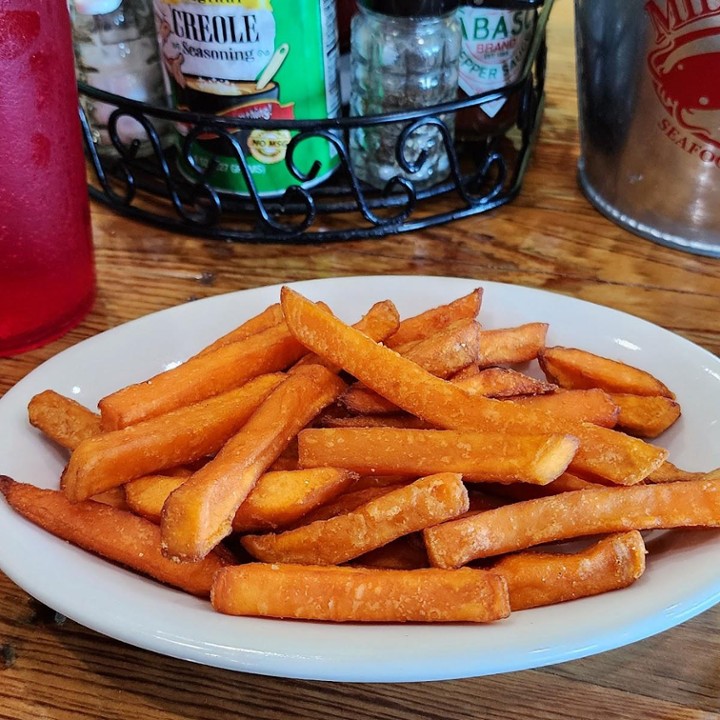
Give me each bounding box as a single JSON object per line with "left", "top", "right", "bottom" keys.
{"left": 0, "top": 0, "right": 96, "bottom": 357}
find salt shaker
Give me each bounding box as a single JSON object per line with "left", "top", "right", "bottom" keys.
{"left": 349, "top": 0, "right": 461, "bottom": 190}
{"left": 71, "top": 0, "right": 169, "bottom": 156}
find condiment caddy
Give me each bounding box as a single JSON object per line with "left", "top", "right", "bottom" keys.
{"left": 79, "top": 0, "right": 551, "bottom": 242}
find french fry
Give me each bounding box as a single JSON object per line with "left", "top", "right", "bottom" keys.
{"left": 351, "top": 534, "right": 430, "bottom": 570}
{"left": 298, "top": 428, "right": 579, "bottom": 485}
{"left": 63, "top": 373, "right": 285, "bottom": 502}
{"left": 161, "top": 364, "right": 346, "bottom": 561}
{"left": 424, "top": 476, "right": 720, "bottom": 567}
{"left": 211, "top": 563, "right": 510, "bottom": 623}
{"left": 608, "top": 393, "right": 681, "bottom": 438}
{"left": 454, "top": 367, "right": 557, "bottom": 398}
{"left": 394, "top": 318, "right": 482, "bottom": 378}
{"left": 99, "top": 321, "right": 308, "bottom": 430}
{"left": 28, "top": 390, "right": 101, "bottom": 450}
{"left": 567, "top": 423, "right": 667, "bottom": 485}
{"left": 647, "top": 461, "right": 709, "bottom": 484}
{"left": 538, "top": 346, "right": 675, "bottom": 398}
{"left": 124, "top": 471, "right": 192, "bottom": 522}
{"left": 318, "top": 413, "right": 432, "bottom": 430}
{"left": 339, "top": 319, "right": 481, "bottom": 414}
{"left": 194, "top": 303, "right": 284, "bottom": 357}
{"left": 339, "top": 385, "right": 401, "bottom": 415}
{"left": 340, "top": 366, "right": 559, "bottom": 415}
{"left": 494, "top": 531, "right": 646, "bottom": 610}
{"left": 281, "top": 287, "right": 664, "bottom": 485}
{"left": 90, "top": 487, "right": 130, "bottom": 509}
{"left": 293, "top": 299, "right": 399, "bottom": 371}
{"left": 267, "top": 438, "right": 299, "bottom": 471}
{"left": 126, "top": 467, "right": 357, "bottom": 531}
{"left": 241, "top": 472, "right": 469, "bottom": 565}
{"left": 476, "top": 323, "right": 548, "bottom": 368}
{"left": 231, "top": 468, "right": 358, "bottom": 532}
{"left": 512, "top": 389, "right": 619, "bottom": 428}
{"left": 384, "top": 288, "right": 483, "bottom": 349}
{"left": 0, "top": 476, "right": 228, "bottom": 597}
{"left": 293, "top": 482, "right": 410, "bottom": 525}
{"left": 485, "top": 472, "right": 600, "bottom": 501}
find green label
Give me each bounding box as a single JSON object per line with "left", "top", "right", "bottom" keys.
{"left": 154, "top": 0, "right": 340, "bottom": 195}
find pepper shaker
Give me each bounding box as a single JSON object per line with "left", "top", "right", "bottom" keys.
{"left": 349, "top": 0, "right": 462, "bottom": 190}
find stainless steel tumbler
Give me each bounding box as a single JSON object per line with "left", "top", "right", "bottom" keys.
{"left": 575, "top": 0, "right": 720, "bottom": 258}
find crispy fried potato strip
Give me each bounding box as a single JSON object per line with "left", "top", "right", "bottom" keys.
{"left": 99, "top": 321, "right": 307, "bottom": 430}
{"left": 194, "top": 303, "right": 285, "bottom": 357}
{"left": 494, "top": 531, "right": 646, "bottom": 610}
{"left": 63, "top": 373, "right": 285, "bottom": 502}
{"left": 0, "top": 476, "right": 227, "bottom": 597}
{"left": 424, "top": 477, "right": 720, "bottom": 568}
{"left": 28, "top": 390, "right": 101, "bottom": 450}
{"left": 161, "top": 364, "right": 346, "bottom": 561}
{"left": 384, "top": 288, "right": 482, "bottom": 349}
{"left": 476, "top": 323, "right": 548, "bottom": 368}
{"left": 538, "top": 346, "right": 675, "bottom": 398}
{"left": 241, "top": 472, "right": 469, "bottom": 565}
{"left": 608, "top": 393, "right": 681, "bottom": 438}
{"left": 211, "top": 563, "right": 509, "bottom": 623}
{"left": 298, "top": 428, "right": 578, "bottom": 485}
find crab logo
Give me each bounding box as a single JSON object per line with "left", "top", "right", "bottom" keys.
{"left": 646, "top": 0, "right": 720, "bottom": 150}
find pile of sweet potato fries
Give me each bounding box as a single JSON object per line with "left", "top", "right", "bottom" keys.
{"left": 3, "top": 286, "right": 718, "bottom": 623}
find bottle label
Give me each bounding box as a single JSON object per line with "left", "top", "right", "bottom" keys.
{"left": 646, "top": 0, "right": 720, "bottom": 162}
{"left": 457, "top": 7, "right": 535, "bottom": 117}
{"left": 153, "top": 0, "right": 341, "bottom": 196}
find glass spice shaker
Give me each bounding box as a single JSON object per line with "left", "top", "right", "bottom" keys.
{"left": 349, "top": 0, "right": 461, "bottom": 190}
{"left": 71, "top": 0, "right": 169, "bottom": 156}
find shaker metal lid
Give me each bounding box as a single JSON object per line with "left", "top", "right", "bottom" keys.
{"left": 357, "top": 0, "right": 460, "bottom": 17}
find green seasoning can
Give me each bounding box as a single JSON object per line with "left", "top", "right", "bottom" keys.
{"left": 153, "top": 0, "right": 341, "bottom": 196}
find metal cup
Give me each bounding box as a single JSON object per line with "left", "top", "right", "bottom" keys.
{"left": 575, "top": 0, "right": 720, "bottom": 258}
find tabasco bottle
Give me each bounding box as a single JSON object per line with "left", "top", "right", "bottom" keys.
{"left": 456, "top": 2, "right": 537, "bottom": 140}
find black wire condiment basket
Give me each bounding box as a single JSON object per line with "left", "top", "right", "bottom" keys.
{"left": 80, "top": 0, "right": 551, "bottom": 243}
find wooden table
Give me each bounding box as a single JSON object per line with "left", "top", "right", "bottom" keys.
{"left": 2, "top": 2, "right": 720, "bottom": 718}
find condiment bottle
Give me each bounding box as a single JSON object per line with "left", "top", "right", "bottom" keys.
{"left": 349, "top": 0, "right": 462, "bottom": 190}
{"left": 71, "top": 0, "right": 169, "bottom": 155}
{"left": 456, "top": 2, "right": 537, "bottom": 140}
{"left": 152, "top": 0, "right": 341, "bottom": 197}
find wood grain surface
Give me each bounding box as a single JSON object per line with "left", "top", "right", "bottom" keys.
{"left": 1, "top": 2, "right": 720, "bottom": 718}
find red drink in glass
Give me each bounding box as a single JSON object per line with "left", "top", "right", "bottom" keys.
{"left": 0, "top": 0, "right": 95, "bottom": 357}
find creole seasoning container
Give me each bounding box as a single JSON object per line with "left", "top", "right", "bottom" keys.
{"left": 153, "top": 0, "right": 341, "bottom": 196}
{"left": 456, "top": 2, "right": 537, "bottom": 139}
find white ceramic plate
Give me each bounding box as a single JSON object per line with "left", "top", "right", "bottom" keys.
{"left": 0, "top": 276, "right": 719, "bottom": 683}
